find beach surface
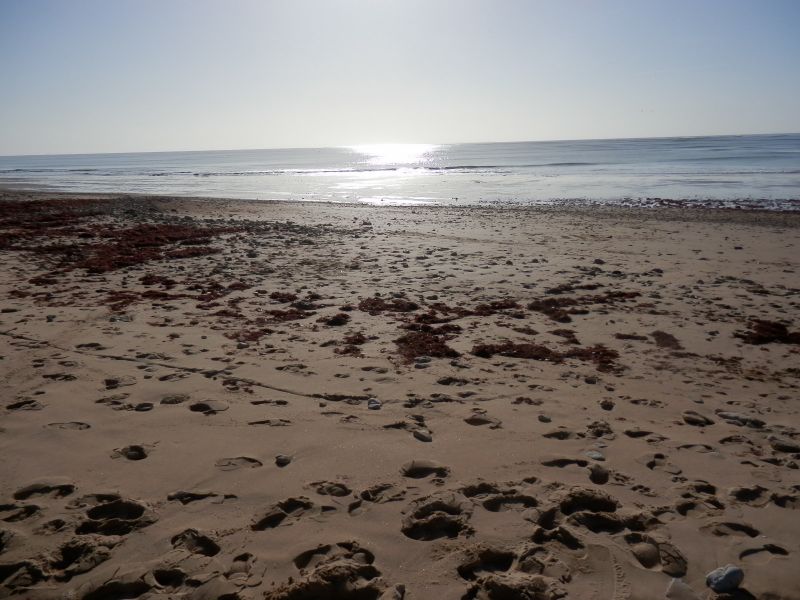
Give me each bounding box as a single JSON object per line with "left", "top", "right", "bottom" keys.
{"left": 1, "top": 190, "right": 799, "bottom": 600}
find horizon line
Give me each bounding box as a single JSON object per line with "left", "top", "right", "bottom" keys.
{"left": 1, "top": 130, "right": 798, "bottom": 159}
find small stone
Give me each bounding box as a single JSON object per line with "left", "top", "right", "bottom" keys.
{"left": 682, "top": 410, "right": 714, "bottom": 427}
{"left": 769, "top": 437, "right": 800, "bottom": 453}
{"left": 538, "top": 415, "right": 551, "bottom": 423}
{"left": 585, "top": 450, "right": 605, "bottom": 461}
{"left": 588, "top": 464, "right": 609, "bottom": 484}
{"left": 599, "top": 399, "right": 615, "bottom": 411}
{"left": 161, "top": 394, "right": 189, "bottom": 405}
{"left": 367, "top": 399, "right": 382, "bottom": 410}
{"left": 584, "top": 376, "right": 598, "bottom": 384}
{"left": 705, "top": 564, "right": 744, "bottom": 593}
{"left": 275, "top": 455, "right": 291, "bottom": 467}
{"left": 413, "top": 429, "right": 432, "bottom": 443}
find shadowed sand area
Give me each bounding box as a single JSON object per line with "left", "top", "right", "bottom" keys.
{"left": 1, "top": 190, "right": 799, "bottom": 599}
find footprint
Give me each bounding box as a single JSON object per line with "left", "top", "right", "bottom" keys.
{"left": 0, "top": 561, "right": 47, "bottom": 593}
{"left": 167, "top": 490, "right": 236, "bottom": 505}
{"left": 739, "top": 544, "right": 789, "bottom": 563}
{"left": 702, "top": 521, "right": 760, "bottom": 538}
{"left": 150, "top": 567, "right": 187, "bottom": 592}
{"left": 623, "top": 533, "right": 687, "bottom": 577}
{"left": 729, "top": 485, "right": 771, "bottom": 506}
{"left": 171, "top": 528, "right": 220, "bottom": 556}
{"left": 457, "top": 547, "right": 515, "bottom": 580}
{"left": 103, "top": 376, "right": 137, "bottom": 390}
{"left": 37, "top": 518, "right": 70, "bottom": 535}
{"left": 293, "top": 541, "right": 375, "bottom": 571}
{"left": 310, "top": 481, "right": 352, "bottom": 497}
{"left": 623, "top": 428, "right": 652, "bottom": 438}
{"left": 42, "top": 372, "right": 77, "bottom": 382}
{"left": 0, "top": 528, "right": 13, "bottom": 553}
{"left": 401, "top": 493, "right": 473, "bottom": 541}
{"left": 349, "top": 483, "right": 406, "bottom": 514}
{"left": 771, "top": 492, "right": 799, "bottom": 510}
{"left": 567, "top": 511, "right": 626, "bottom": 534}
{"left": 13, "top": 480, "right": 75, "bottom": 500}
{"left": 251, "top": 497, "right": 333, "bottom": 531}
{"left": 543, "top": 429, "right": 576, "bottom": 440}
{"left": 358, "top": 483, "right": 406, "bottom": 504}
{"left": 643, "top": 453, "right": 682, "bottom": 475}
{"left": 248, "top": 418, "right": 292, "bottom": 426}
{"left": 189, "top": 400, "right": 229, "bottom": 415}
{"left": 464, "top": 410, "right": 502, "bottom": 429}
{"left": 226, "top": 552, "right": 261, "bottom": 587}
{"left": 677, "top": 443, "right": 716, "bottom": 453}
{"left": 49, "top": 537, "right": 115, "bottom": 581}
{"left": 160, "top": 393, "right": 189, "bottom": 405}
{"left": 75, "top": 497, "right": 156, "bottom": 536}
{"left": 81, "top": 577, "right": 151, "bottom": 600}
{"left": 0, "top": 503, "right": 40, "bottom": 522}
{"left": 215, "top": 456, "right": 262, "bottom": 471}
{"left": 461, "top": 482, "right": 503, "bottom": 498}
{"left": 481, "top": 492, "right": 539, "bottom": 513}
{"left": 111, "top": 444, "right": 151, "bottom": 461}
{"left": 96, "top": 393, "right": 131, "bottom": 409}
{"left": 251, "top": 399, "right": 289, "bottom": 406}
{"left": 400, "top": 460, "right": 450, "bottom": 479}
{"left": 541, "top": 457, "right": 589, "bottom": 469}
{"left": 269, "top": 541, "right": 388, "bottom": 599}
{"left": 6, "top": 399, "right": 43, "bottom": 411}
{"left": 45, "top": 422, "right": 90, "bottom": 430}
{"left": 458, "top": 544, "right": 567, "bottom": 599}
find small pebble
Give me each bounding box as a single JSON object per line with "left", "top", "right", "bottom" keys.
{"left": 705, "top": 564, "right": 744, "bottom": 593}
{"left": 367, "top": 398, "right": 382, "bottom": 410}
{"left": 585, "top": 450, "right": 605, "bottom": 461}
{"left": 413, "top": 429, "right": 433, "bottom": 443}
{"left": 538, "top": 415, "right": 551, "bottom": 423}
{"left": 275, "top": 454, "right": 291, "bottom": 467}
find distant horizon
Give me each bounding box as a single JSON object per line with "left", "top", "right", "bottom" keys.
{"left": 1, "top": 130, "right": 798, "bottom": 160}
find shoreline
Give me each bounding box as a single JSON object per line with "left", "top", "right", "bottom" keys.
{"left": 1, "top": 188, "right": 798, "bottom": 599}
{"left": 4, "top": 187, "right": 800, "bottom": 228}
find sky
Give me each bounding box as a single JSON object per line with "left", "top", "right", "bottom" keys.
{"left": 1, "top": 0, "right": 799, "bottom": 155}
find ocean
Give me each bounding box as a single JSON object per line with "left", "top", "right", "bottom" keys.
{"left": 1, "top": 134, "right": 798, "bottom": 209}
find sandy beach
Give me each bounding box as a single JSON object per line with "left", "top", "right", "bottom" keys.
{"left": 1, "top": 189, "right": 798, "bottom": 600}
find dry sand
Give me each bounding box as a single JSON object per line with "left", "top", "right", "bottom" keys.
{"left": 0, "top": 190, "right": 799, "bottom": 600}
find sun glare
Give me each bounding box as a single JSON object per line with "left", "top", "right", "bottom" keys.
{"left": 350, "top": 143, "right": 437, "bottom": 166}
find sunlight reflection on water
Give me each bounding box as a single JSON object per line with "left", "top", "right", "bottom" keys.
{"left": 349, "top": 144, "right": 439, "bottom": 166}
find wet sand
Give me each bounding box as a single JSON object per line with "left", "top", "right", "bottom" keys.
{"left": 1, "top": 190, "right": 799, "bottom": 600}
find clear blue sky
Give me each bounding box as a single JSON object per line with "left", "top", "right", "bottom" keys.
{"left": 1, "top": 0, "right": 799, "bottom": 155}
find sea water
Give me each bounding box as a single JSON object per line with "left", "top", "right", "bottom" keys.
{"left": 1, "top": 134, "right": 798, "bottom": 208}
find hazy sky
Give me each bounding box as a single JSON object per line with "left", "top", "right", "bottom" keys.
{"left": 1, "top": 0, "right": 799, "bottom": 155}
